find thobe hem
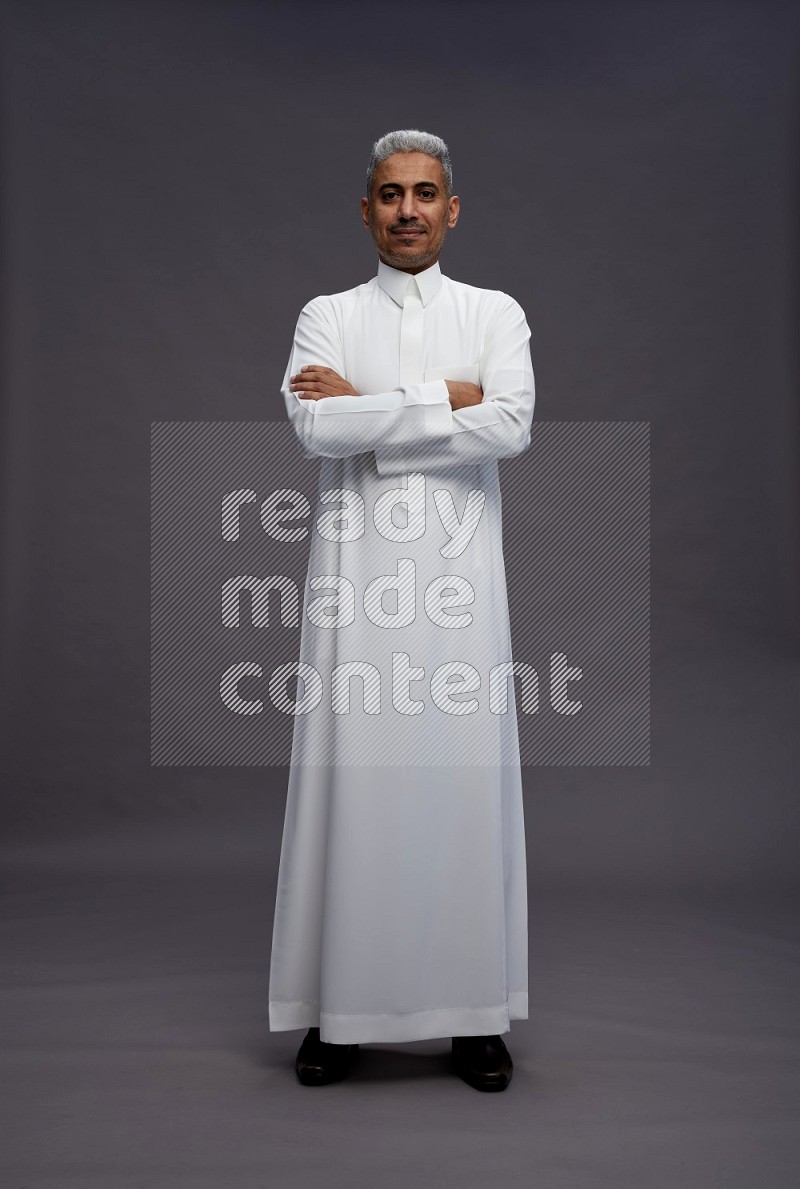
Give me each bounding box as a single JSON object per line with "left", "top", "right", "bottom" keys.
{"left": 268, "top": 992, "right": 528, "bottom": 1044}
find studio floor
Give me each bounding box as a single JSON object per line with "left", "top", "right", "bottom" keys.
{"left": 1, "top": 814, "right": 798, "bottom": 1189}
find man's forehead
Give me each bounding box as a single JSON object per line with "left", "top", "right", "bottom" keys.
{"left": 373, "top": 152, "right": 445, "bottom": 189}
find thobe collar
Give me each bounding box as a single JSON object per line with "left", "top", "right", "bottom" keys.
{"left": 377, "top": 258, "right": 443, "bottom": 308}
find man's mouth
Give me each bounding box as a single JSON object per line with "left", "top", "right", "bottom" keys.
{"left": 392, "top": 228, "right": 424, "bottom": 236}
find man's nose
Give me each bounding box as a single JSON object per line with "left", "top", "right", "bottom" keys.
{"left": 398, "top": 192, "right": 419, "bottom": 220}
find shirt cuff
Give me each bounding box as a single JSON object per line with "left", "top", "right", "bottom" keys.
{"left": 419, "top": 379, "right": 453, "bottom": 437}
{"left": 373, "top": 380, "right": 452, "bottom": 476}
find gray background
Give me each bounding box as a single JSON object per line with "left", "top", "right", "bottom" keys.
{"left": 1, "top": 1, "right": 798, "bottom": 1185}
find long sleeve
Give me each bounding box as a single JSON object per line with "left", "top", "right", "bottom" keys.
{"left": 282, "top": 297, "right": 453, "bottom": 459}
{"left": 373, "top": 294, "right": 535, "bottom": 476}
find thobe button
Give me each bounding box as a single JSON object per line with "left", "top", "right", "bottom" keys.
{"left": 398, "top": 276, "right": 424, "bottom": 385}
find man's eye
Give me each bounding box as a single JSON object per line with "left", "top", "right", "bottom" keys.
{"left": 420, "top": 190, "right": 435, "bottom": 198}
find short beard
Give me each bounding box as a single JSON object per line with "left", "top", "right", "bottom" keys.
{"left": 381, "top": 242, "right": 438, "bottom": 270}
{"left": 370, "top": 218, "right": 447, "bottom": 271}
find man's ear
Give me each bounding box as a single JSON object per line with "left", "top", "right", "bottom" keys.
{"left": 360, "top": 196, "right": 370, "bottom": 229}
{"left": 447, "top": 195, "right": 461, "bottom": 229}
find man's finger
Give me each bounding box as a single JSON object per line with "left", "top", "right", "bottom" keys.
{"left": 292, "top": 380, "right": 351, "bottom": 396}
{"left": 298, "top": 366, "right": 342, "bottom": 380}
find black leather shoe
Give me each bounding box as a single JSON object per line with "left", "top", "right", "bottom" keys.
{"left": 295, "top": 1027, "right": 359, "bottom": 1085}
{"left": 451, "top": 1034, "right": 513, "bottom": 1091}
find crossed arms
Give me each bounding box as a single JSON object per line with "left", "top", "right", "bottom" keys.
{"left": 281, "top": 292, "right": 535, "bottom": 475}
{"left": 289, "top": 365, "right": 484, "bottom": 412}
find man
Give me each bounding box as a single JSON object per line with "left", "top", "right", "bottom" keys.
{"left": 268, "top": 129, "right": 535, "bottom": 1091}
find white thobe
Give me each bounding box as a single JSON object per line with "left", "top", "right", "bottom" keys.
{"left": 268, "top": 258, "right": 535, "bottom": 1044}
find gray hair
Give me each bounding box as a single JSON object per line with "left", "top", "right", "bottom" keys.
{"left": 366, "top": 129, "right": 453, "bottom": 198}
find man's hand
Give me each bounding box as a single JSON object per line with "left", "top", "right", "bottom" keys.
{"left": 289, "top": 366, "right": 359, "bottom": 401}
{"left": 445, "top": 380, "right": 484, "bottom": 410}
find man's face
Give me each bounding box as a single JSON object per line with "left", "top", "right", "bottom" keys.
{"left": 361, "top": 151, "right": 460, "bottom": 273}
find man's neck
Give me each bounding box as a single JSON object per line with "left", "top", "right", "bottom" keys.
{"left": 377, "top": 256, "right": 441, "bottom": 277}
